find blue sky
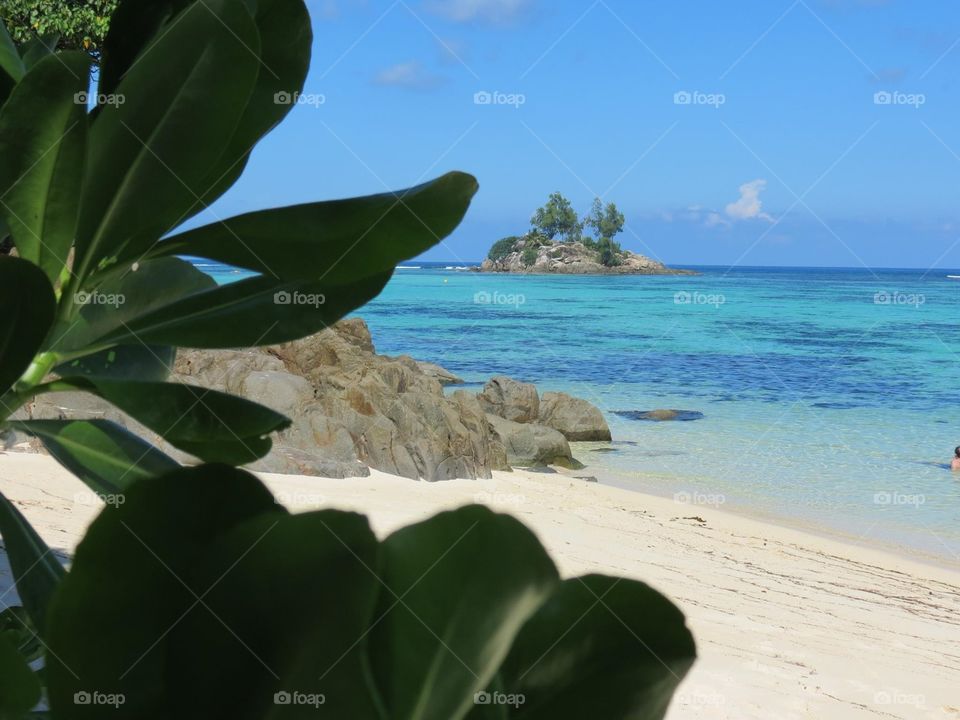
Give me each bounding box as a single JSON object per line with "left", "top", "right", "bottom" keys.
{"left": 195, "top": 0, "right": 960, "bottom": 268}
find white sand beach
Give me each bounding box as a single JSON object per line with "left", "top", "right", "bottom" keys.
{"left": 1, "top": 452, "right": 958, "bottom": 719}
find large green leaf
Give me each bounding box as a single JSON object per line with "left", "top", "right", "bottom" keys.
{"left": 0, "top": 19, "right": 24, "bottom": 82}
{"left": 0, "top": 52, "right": 89, "bottom": 282}
{"left": 154, "top": 172, "right": 479, "bottom": 283}
{"left": 46, "top": 465, "right": 283, "bottom": 719}
{"left": 182, "top": 0, "right": 312, "bottom": 219}
{"left": 52, "top": 257, "right": 216, "bottom": 353}
{"left": 19, "top": 33, "right": 60, "bottom": 70}
{"left": 0, "top": 633, "right": 41, "bottom": 717}
{"left": 96, "top": 0, "right": 195, "bottom": 99}
{"left": 0, "top": 257, "right": 57, "bottom": 395}
{"left": 171, "top": 510, "right": 384, "bottom": 719}
{"left": 0, "top": 490, "right": 65, "bottom": 638}
{"left": 370, "top": 505, "right": 559, "bottom": 720}
{"left": 55, "top": 344, "right": 177, "bottom": 382}
{"left": 46, "top": 465, "right": 385, "bottom": 719}
{"left": 74, "top": 0, "right": 260, "bottom": 277}
{"left": 7, "top": 420, "right": 180, "bottom": 495}
{"left": 52, "top": 378, "right": 290, "bottom": 465}
{"left": 0, "top": 606, "right": 42, "bottom": 664}
{"left": 491, "top": 575, "right": 696, "bottom": 720}
{"left": 90, "top": 271, "right": 392, "bottom": 348}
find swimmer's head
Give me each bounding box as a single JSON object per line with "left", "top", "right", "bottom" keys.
{"left": 955, "top": 446, "right": 960, "bottom": 458}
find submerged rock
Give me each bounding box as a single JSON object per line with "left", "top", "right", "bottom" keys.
{"left": 614, "top": 409, "right": 704, "bottom": 422}
{"left": 538, "top": 391, "right": 611, "bottom": 441}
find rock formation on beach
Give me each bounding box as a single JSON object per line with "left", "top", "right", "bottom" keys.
{"left": 17, "top": 320, "right": 611, "bottom": 481}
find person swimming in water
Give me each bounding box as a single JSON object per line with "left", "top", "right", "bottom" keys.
{"left": 952, "top": 447, "right": 960, "bottom": 471}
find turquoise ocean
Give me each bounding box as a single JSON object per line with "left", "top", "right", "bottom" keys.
{"left": 202, "top": 261, "right": 960, "bottom": 564}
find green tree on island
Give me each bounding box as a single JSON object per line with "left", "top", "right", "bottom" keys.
{"left": 531, "top": 191, "right": 581, "bottom": 242}
{"left": 585, "top": 197, "right": 625, "bottom": 243}
{"left": 489, "top": 193, "right": 630, "bottom": 267}
{"left": 583, "top": 198, "right": 625, "bottom": 266}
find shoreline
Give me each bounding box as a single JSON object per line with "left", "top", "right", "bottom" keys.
{"left": 2, "top": 452, "right": 959, "bottom": 719}
{"left": 590, "top": 465, "right": 960, "bottom": 575}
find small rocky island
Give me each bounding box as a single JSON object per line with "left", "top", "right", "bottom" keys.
{"left": 479, "top": 191, "right": 695, "bottom": 275}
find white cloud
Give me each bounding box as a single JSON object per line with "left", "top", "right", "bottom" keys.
{"left": 724, "top": 179, "right": 773, "bottom": 222}
{"left": 705, "top": 212, "right": 731, "bottom": 228}
{"left": 424, "top": 0, "right": 534, "bottom": 23}
{"left": 373, "top": 61, "right": 446, "bottom": 90}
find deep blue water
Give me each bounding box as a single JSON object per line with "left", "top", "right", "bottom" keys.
{"left": 205, "top": 261, "right": 960, "bottom": 561}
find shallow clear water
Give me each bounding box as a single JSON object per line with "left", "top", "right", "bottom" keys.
{"left": 206, "top": 262, "right": 960, "bottom": 560}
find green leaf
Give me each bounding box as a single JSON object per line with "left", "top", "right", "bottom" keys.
{"left": 0, "top": 52, "right": 89, "bottom": 283}
{"left": 172, "top": 509, "right": 384, "bottom": 719}
{"left": 0, "top": 20, "right": 24, "bottom": 82}
{"left": 52, "top": 257, "right": 216, "bottom": 353}
{"left": 465, "top": 674, "right": 509, "bottom": 720}
{"left": 0, "top": 257, "right": 57, "bottom": 395}
{"left": 0, "top": 489, "right": 65, "bottom": 638}
{"left": 74, "top": 0, "right": 261, "bottom": 277}
{"left": 46, "top": 465, "right": 283, "bottom": 719}
{"left": 20, "top": 33, "right": 60, "bottom": 70}
{"left": 56, "top": 378, "right": 291, "bottom": 465}
{"left": 55, "top": 344, "right": 177, "bottom": 382}
{"left": 0, "top": 606, "right": 42, "bottom": 664}
{"left": 154, "top": 172, "right": 480, "bottom": 283}
{"left": 47, "top": 466, "right": 386, "bottom": 718}
{"left": 182, "top": 0, "right": 312, "bottom": 219}
{"left": 96, "top": 0, "right": 194, "bottom": 99}
{"left": 90, "top": 271, "right": 392, "bottom": 348}
{"left": 370, "top": 505, "right": 559, "bottom": 720}
{"left": 493, "top": 575, "right": 696, "bottom": 719}
{"left": 0, "top": 632, "right": 41, "bottom": 717}
{"left": 7, "top": 420, "right": 180, "bottom": 495}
